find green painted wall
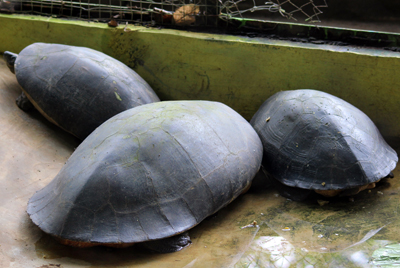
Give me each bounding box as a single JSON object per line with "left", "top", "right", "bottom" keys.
{"left": 1, "top": 14, "right": 400, "bottom": 142}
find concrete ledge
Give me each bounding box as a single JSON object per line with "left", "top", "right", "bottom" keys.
{"left": 1, "top": 14, "right": 400, "bottom": 140}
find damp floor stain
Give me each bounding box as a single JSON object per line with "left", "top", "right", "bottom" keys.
{"left": 1, "top": 56, "right": 400, "bottom": 268}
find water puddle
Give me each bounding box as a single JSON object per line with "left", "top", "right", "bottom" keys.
{"left": 235, "top": 162, "right": 400, "bottom": 267}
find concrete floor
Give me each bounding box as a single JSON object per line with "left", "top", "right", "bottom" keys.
{"left": 1, "top": 55, "right": 400, "bottom": 268}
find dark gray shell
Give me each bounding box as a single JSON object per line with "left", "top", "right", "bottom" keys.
{"left": 250, "top": 89, "right": 398, "bottom": 190}
{"left": 15, "top": 43, "right": 160, "bottom": 139}
{"left": 27, "top": 101, "right": 263, "bottom": 245}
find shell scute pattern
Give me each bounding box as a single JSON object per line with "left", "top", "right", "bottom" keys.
{"left": 251, "top": 89, "right": 397, "bottom": 191}
{"left": 27, "top": 101, "right": 263, "bottom": 245}
{"left": 13, "top": 43, "right": 160, "bottom": 139}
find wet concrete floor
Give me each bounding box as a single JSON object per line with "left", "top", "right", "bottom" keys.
{"left": 0, "top": 56, "right": 399, "bottom": 267}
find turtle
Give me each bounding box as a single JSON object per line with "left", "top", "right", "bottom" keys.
{"left": 3, "top": 43, "right": 160, "bottom": 140}
{"left": 27, "top": 100, "right": 263, "bottom": 252}
{"left": 250, "top": 89, "right": 398, "bottom": 200}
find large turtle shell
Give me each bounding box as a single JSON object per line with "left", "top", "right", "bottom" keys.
{"left": 14, "top": 43, "right": 160, "bottom": 139}
{"left": 27, "top": 101, "right": 263, "bottom": 246}
{"left": 250, "top": 89, "right": 398, "bottom": 191}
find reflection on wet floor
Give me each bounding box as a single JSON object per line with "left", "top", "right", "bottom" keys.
{"left": 1, "top": 55, "right": 400, "bottom": 268}
{"left": 237, "top": 172, "right": 400, "bottom": 267}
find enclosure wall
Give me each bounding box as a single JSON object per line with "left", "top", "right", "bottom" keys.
{"left": 1, "top": 14, "right": 400, "bottom": 143}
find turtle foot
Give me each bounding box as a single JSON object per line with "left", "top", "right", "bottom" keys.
{"left": 16, "top": 92, "right": 34, "bottom": 111}
{"left": 3, "top": 51, "right": 18, "bottom": 74}
{"left": 142, "top": 232, "right": 192, "bottom": 253}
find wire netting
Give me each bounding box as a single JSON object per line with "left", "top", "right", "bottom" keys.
{"left": 0, "top": 0, "right": 327, "bottom": 26}
{"left": 219, "top": 0, "right": 328, "bottom": 23}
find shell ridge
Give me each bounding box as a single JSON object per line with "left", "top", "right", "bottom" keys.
{"left": 191, "top": 104, "right": 232, "bottom": 154}
{"left": 160, "top": 128, "right": 210, "bottom": 221}
{"left": 134, "top": 140, "right": 178, "bottom": 235}
{"left": 105, "top": 171, "right": 121, "bottom": 244}
{"left": 51, "top": 57, "right": 79, "bottom": 87}
{"left": 309, "top": 117, "right": 366, "bottom": 189}
{"left": 60, "top": 202, "right": 95, "bottom": 240}
{"left": 30, "top": 196, "right": 66, "bottom": 232}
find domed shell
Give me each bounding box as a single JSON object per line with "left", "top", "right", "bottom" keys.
{"left": 250, "top": 89, "right": 398, "bottom": 190}
{"left": 27, "top": 101, "right": 263, "bottom": 245}
{"left": 15, "top": 43, "right": 160, "bottom": 139}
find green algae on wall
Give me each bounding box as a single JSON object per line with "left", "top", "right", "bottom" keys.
{"left": 1, "top": 14, "right": 400, "bottom": 141}
{"left": 106, "top": 28, "right": 400, "bottom": 143}
{"left": 0, "top": 14, "right": 112, "bottom": 53}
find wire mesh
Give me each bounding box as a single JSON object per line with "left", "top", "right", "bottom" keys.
{"left": 0, "top": 0, "right": 327, "bottom": 26}
{"left": 219, "top": 0, "right": 328, "bottom": 23}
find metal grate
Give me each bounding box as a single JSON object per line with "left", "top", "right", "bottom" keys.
{"left": 1, "top": 0, "right": 327, "bottom": 26}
